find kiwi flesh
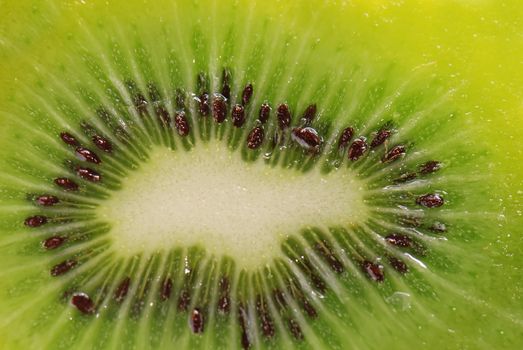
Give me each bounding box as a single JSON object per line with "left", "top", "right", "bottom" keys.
{"left": 0, "top": 1, "right": 522, "bottom": 349}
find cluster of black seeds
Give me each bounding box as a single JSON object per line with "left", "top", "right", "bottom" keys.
{"left": 21, "top": 68, "right": 450, "bottom": 349}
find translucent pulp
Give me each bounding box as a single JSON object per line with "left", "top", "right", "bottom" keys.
{"left": 99, "top": 142, "right": 368, "bottom": 268}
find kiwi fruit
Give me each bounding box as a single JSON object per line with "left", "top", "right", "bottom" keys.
{"left": 0, "top": 1, "right": 522, "bottom": 349}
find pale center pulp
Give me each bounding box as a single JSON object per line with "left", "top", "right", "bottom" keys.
{"left": 99, "top": 142, "right": 368, "bottom": 268}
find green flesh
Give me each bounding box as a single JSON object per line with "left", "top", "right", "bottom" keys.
{"left": 0, "top": 1, "right": 522, "bottom": 349}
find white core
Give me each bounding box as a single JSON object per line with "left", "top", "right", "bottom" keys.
{"left": 98, "top": 142, "right": 368, "bottom": 268}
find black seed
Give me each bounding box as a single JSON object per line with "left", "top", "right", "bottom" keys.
{"left": 76, "top": 167, "right": 101, "bottom": 182}
{"left": 419, "top": 160, "right": 441, "bottom": 174}
{"left": 43, "top": 236, "right": 66, "bottom": 250}
{"left": 35, "top": 195, "right": 59, "bottom": 206}
{"left": 190, "top": 308, "right": 204, "bottom": 333}
{"left": 247, "top": 127, "right": 265, "bottom": 150}
{"left": 160, "top": 277, "right": 173, "bottom": 301}
{"left": 309, "top": 272, "right": 327, "bottom": 294}
{"left": 315, "top": 242, "right": 344, "bottom": 273}
{"left": 291, "top": 127, "right": 322, "bottom": 150}
{"left": 348, "top": 138, "right": 368, "bottom": 161}
{"left": 198, "top": 93, "right": 210, "bottom": 116}
{"left": 288, "top": 319, "right": 303, "bottom": 340}
{"left": 114, "top": 277, "right": 131, "bottom": 302}
{"left": 302, "top": 104, "right": 317, "bottom": 124}
{"left": 301, "top": 297, "right": 317, "bottom": 318}
{"left": 174, "top": 112, "right": 190, "bottom": 136}
{"left": 242, "top": 84, "right": 253, "bottom": 105}
{"left": 54, "top": 178, "right": 79, "bottom": 191}
{"left": 51, "top": 259, "right": 77, "bottom": 276}
{"left": 60, "top": 132, "right": 80, "bottom": 147}
{"left": 416, "top": 193, "right": 444, "bottom": 208}
{"left": 178, "top": 289, "right": 190, "bottom": 312}
{"left": 389, "top": 257, "right": 408, "bottom": 273}
{"left": 75, "top": 147, "right": 101, "bottom": 164}
{"left": 362, "top": 260, "right": 384, "bottom": 282}
{"left": 277, "top": 104, "right": 291, "bottom": 129}
{"left": 71, "top": 293, "right": 95, "bottom": 315}
{"left": 238, "top": 303, "right": 251, "bottom": 349}
{"left": 393, "top": 172, "right": 417, "bottom": 184}
{"left": 370, "top": 129, "right": 392, "bottom": 148}
{"left": 382, "top": 145, "right": 406, "bottom": 163}
{"left": 92, "top": 135, "right": 113, "bottom": 153}
{"left": 221, "top": 69, "right": 231, "bottom": 100}
{"left": 212, "top": 96, "right": 227, "bottom": 123}
{"left": 133, "top": 93, "right": 149, "bottom": 115}
{"left": 24, "top": 215, "right": 47, "bottom": 227}
{"left": 155, "top": 106, "right": 171, "bottom": 126}
{"left": 385, "top": 234, "right": 413, "bottom": 248}
{"left": 258, "top": 103, "right": 271, "bottom": 124}
{"left": 338, "top": 127, "right": 354, "bottom": 149}
{"left": 232, "top": 104, "right": 246, "bottom": 127}
{"left": 430, "top": 221, "right": 447, "bottom": 233}
{"left": 256, "top": 296, "right": 275, "bottom": 338}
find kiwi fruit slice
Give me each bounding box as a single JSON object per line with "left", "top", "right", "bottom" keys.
{"left": 1, "top": 1, "right": 522, "bottom": 349}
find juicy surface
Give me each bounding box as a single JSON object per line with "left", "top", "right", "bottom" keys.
{"left": 0, "top": 1, "right": 522, "bottom": 350}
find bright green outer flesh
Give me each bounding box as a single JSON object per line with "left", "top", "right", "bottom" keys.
{"left": 0, "top": 0, "right": 522, "bottom": 349}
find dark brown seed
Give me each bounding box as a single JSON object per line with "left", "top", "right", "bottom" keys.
{"left": 419, "top": 160, "right": 441, "bottom": 174}
{"left": 288, "top": 319, "right": 303, "bottom": 340}
{"left": 338, "top": 127, "right": 354, "bottom": 149}
{"left": 54, "top": 178, "right": 79, "bottom": 191}
{"left": 277, "top": 104, "right": 291, "bottom": 129}
{"left": 370, "top": 129, "right": 392, "bottom": 148}
{"left": 362, "top": 260, "right": 384, "bottom": 282}
{"left": 272, "top": 289, "right": 287, "bottom": 308}
{"left": 231, "top": 104, "right": 246, "bottom": 127}
{"left": 24, "top": 215, "right": 48, "bottom": 227}
{"left": 76, "top": 167, "right": 101, "bottom": 182}
{"left": 134, "top": 93, "right": 149, "bottom": 115}
{"left": 309, "top": 273, "right": 327, "bottom": 294}
{"left": 348, "top": 138, "right": 368, "bottom": 161}
{"left": 416, "top": 193, "right": 444, "bottom": 208}
{"left": 43, "top": 236, "right": 66, "bottom": 250}
{"left": 385, "top": 234, "right": 413, "bottom": 248}
{"left": 51, "top": 259, "right": 77, "bottom": 276}
{"left": 160, "top": 278, "right": 173, "bottom": 301}
{"left": 246, "top": 127, "right": 265, "bottom": 150}
{"left": 256, "top": 296, "right": 275, "bottom": 338}
{"left": 302, "top": 104, "right": 317, "bottom": 124}
{"left": 389, "top": 257, "right": 408, "bottom": 274}
{"left": 393, "top": 172, "right": 417, "bottom": 184}
{"left": 221, "top": 69, "right": 231, "bottom": 100}
{"left": 92, "top": 135, "right": 113, "bottom": 153}
{"left": 212, "top": 96, "right": 227, "bottom": 123}
{"left": 301, "top": 297, "right": 318, "bottom": 318}
{"left": 315, "top": 242, "right": 344, "bottom": 273}
{"left": 114, "top": 277, "right": 131, "bottom": 302}
{"left": 178, "top": 289, "right": 190, "bottom": 312}
{"left": 258, "top": 103, "right": 271, "bottom": 124}
{"left": 36, "top": 195, "right": 59, "bottom": 206}
{"left": 71, "top": 293, "right": 95, "bottom": 315}
{"left": 242, "top": 84, "right": 253, "bottom": 105}
{"left": 174, "top": 112, "right": 190, "bottom": 137}
{"left": 238, "top": 303, "right": 251, "bottom": 349}
{"left": 430, "top": 221, "right": 447, "bottom": 233}
{"left": 190, "top": 308, "right": 204, "bottom": 333}
{"left": 75, "top": 147, "right": 101, "bottom": 164}
{"left": 198, "top": 93, "right": 210, "bottom": 116}
{"left": 60, "top": 132, "right": 80, "bottom": 147}
{"left": 382, "top": 145, "right": 406, "bottom": 163}
{"left": 291, "top": 127, "right": 322, "bottom": 150}
{"left": 155, "top": 106, "right": 171, "bottom": 126}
